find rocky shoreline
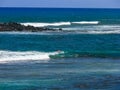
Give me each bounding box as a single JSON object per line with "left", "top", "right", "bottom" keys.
{"left": 0, "top": 22, "right": 62, "bottom": 32}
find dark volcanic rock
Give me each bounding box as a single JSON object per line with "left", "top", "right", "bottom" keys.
{"left": 0, "top": 22, "right": 62, "bottom": 32}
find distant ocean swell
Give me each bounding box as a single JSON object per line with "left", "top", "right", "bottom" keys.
{"left": 0, "top": 50, "right": 120, "bottom": 63}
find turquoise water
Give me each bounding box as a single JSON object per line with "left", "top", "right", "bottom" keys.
{"left": 0, "top": 33, "right": 120, "bottom": 58}
{"left": 0, "top": 8, "right": 120, "bottom": 90}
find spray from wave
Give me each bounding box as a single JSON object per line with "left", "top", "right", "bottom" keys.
{"left": 0, "top": 50, "right": 64, "bottom": 63}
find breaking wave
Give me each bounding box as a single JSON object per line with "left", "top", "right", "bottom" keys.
{"left": 21, "top": 22, "right": 71, "bottom": 27}
{"left": 72, "top": 21, "right": 99, "bottom": 24}
{"left": 0, "top": 50, "right": 64, "bottom": 63}
{"left": 0, "top": 50, "right": 120, "bottom": 63}
{"left": 21, "top": 21, "right": 99, "bottom": 27}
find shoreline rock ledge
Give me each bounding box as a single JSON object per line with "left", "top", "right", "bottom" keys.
{"left": 0, "top": 22, "right": 62, "bottom": 32}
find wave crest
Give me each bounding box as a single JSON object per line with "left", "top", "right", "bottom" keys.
{"left": 21, "top": 21, "right": 99, "bottom": 27}
{"left": 21, "top": 22, "right": 71, "bottom": 27}
{"left": 0, "top": 50, "right": 64, "bottom": 63}
{"left": 72, "top": 21, "right": 99, "bottom": 24}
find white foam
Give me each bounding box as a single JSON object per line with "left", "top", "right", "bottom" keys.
{"left": 0, "top": 50, "right": 64, "bottom": 63}
{"left": 21, "top": 21, "right": 99, "bottom": 27}
{"left": 72, "top": 21, "right": 99, "bottom": 24}
{"left": 86, "top": 30, "right": 120, "bottom": 34}
{"left": 62, "top": 25, "right": 120, "bottom": 34}
{"left": 21, "top": 22, "right": 71, "bottom": 27}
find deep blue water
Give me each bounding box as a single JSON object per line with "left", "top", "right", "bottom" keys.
{"left": 0, "top": 8, "right": 120, "bottom": 90}
{"left": 0, "top": 8, "right": 120, "bottom": 24}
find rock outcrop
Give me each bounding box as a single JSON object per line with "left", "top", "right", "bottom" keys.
{"left": 0, "top": 22, "right": 62, "bottom": 32}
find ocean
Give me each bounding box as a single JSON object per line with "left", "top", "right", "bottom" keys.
{"left": 0, "top": 8, "right": 120, "bottom": 90}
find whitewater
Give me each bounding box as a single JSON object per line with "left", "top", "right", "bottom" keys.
{"left": 0, "top": 50, "right": 64, "bottom": 63}
{"left": 21, "top": 21, "right": 100, "bottom": 27}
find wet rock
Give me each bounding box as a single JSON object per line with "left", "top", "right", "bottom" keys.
{"left": 0, "top": 22, "right": 62, "bottom": 32}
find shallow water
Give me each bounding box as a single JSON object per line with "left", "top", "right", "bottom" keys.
{"left": 0, "top": 58, "right": 120, "bottom": 90}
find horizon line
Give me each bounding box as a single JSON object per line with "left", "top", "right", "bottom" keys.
{"left": 0, "top": 7, "right": 120, "bottom": 9}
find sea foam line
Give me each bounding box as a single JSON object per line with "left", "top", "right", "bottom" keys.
{"left": 0, "top": 50, "right": 64, "bottom": 63}
{"left": 72, "top": 21, "right": 99, "bottom": 24}
{"left": 21, "top": 22, "right": 71, "bottom": 27}
{"left": 21, "top": 21, "right": 100, "bottom": 27}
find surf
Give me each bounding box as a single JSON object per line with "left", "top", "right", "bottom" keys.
{"left": 72, "top": 21, "right": 99, "bottom": 24}
{"left": 21, "top": 22, "right": 71, "bottom": 27}
{"left": 21, "top": 21, "right": 100, "bottom": 27}
{"left": 0, "top": 50, "right": 64, "bottom": 63}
